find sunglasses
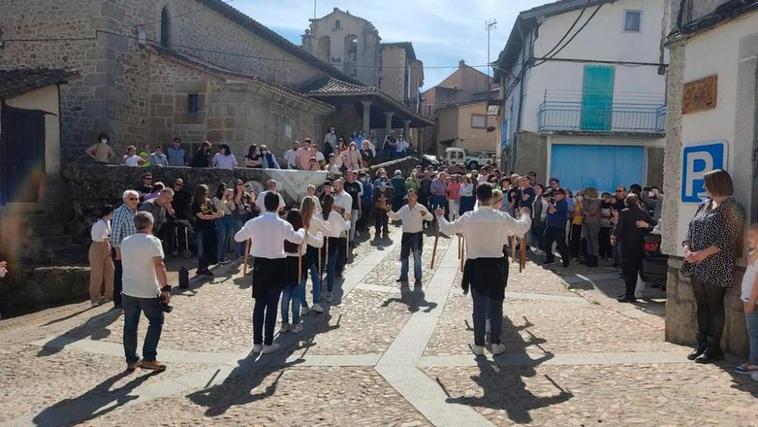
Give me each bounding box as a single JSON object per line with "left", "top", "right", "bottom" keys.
{"left": 143, "top": 177, "right": 153, "bottom": 180}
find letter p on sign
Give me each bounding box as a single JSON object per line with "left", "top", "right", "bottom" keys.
{"left": 681, "top": 141, "right": 726, "bottom": 203}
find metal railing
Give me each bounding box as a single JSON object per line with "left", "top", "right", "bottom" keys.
{"left": 537, "top": 101, "right": 666, "bottom": 134}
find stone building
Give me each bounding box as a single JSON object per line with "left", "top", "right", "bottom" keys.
{"left": 301, "top": 8, "right": 426, "bottom": 116}
{"left": 662, "top": 0, "right": 758, "bottom": 356}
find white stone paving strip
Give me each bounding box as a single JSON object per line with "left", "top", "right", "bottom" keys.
{"left": 376, "top": 239, "right": 494, "bottom": 427}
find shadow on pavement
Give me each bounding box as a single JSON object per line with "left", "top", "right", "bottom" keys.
{"left": 444, "top": 316, "right": 571, "bottom": 424}
{"left": 381, "top": 285, "right": 438, "bottom": 313}
{"left": 36, "top": 308, "right": 122, "bottom": 357}
{"left": 32, "top": 370, "right": 160, "bottom": 426}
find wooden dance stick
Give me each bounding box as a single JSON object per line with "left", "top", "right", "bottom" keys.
{"left": 430, "top": 224, "right": 440, "bottom": 269}
{"left": 519, "top": 234, "right": 527, "bottom": 273}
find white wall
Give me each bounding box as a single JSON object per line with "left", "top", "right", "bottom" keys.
{"left": 512, "top": 0, "right": 668, "bottom": 132}
{"left": 4, "top": 85, "right": 61, "bottom": 175}
{"left": 672, "top": 13, "right": 758, "bottom": 255}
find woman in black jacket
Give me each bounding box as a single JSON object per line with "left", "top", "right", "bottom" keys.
{"left": 612, "top": 193, "right": 656, "bottom": 303}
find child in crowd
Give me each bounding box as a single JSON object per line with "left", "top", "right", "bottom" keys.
{"left": 735, "top": 223, "right": 758, "bottom": 378}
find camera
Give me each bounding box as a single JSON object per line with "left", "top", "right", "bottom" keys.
{"left": 160, "top": 300, "right": 173, "bottom": 313}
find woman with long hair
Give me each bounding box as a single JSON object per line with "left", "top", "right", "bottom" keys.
{"left": 191, "top": 140, "right": 212, "bottom": 167}
{"left": 281, "top": 209, "right": 306, "bottom": 333}
{"left": 212, "top": 183, "right": 235, "bottom": 264}
{"left": 321, "top": 194, "right": 351, "bottom": 303}
{"left": 298, "top": 197, "right": 329, "bottom": 313}
{"left": 89, "top": 204, "right": 115, "bottom": 306}
{"left": 231, "top": 179, "right": 254, "bottom": 259}
{"left": 212, "top": 144, "right": 238, "bottom": 169}
{"left": 192, "top": 184, "right": 220, "bottom": 276}
{"left": 244, "top": 144, "right": 261, "bottom": 168}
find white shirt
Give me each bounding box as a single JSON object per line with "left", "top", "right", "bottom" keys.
{"left": 332, "top": 190, "right": 353, "bottom": 214}
{"left": 315, "top": 152, "right": 325, "bottom": 162}
{"left": 90, "top": 219, "right": 111, "bottom": 242}
{"left": 212, "top": 153, "right": 238, "bottom": 169}
{"left": 120, "top": 233, "right": 164, "bottom": 298}
{"left": 437, "top": 206, "right": 531, "bottom": 259}
{"left": 284, "top": 149, "right": 297, "bottom": 169}
{"left": 234, "top": 212, "right": 305, "bottom": 259}
{"left": 320, "top": 210, "right": 350, "bottom": 238}
{"left": 305, "top": 216, "right": 330, "bottom": 249}
{"left": 255, "top": 190, "right": 286, "bottom": 213}
{"left": 388, "top": 203, "right": 433, "bottom": 234}
{"left": 741, "top": 256, "right": 758, "bottom": 303}
{"left": 124, "top": 155, "right": 142, "bottom": 167}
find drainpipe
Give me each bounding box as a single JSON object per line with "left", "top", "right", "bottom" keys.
{"left": 513, "top": 20, "right": 531, "bottom": 172}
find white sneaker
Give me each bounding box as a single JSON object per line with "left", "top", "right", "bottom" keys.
{"left": 290, "top": 323, "right": 304, "bottom": 333}
{"left": 751, "top": 371, "right": 758, "bottom": 382}
{"left": 491, "top": 343, "right": 506, "bottom": 356}
{"left": 262, "top": 343, "right": 280, "bottom": 354}
{"left": 252, "top": 344, "right": 263, "bottom": 353}
{"left": 280, "top": 323, "right": 291, "bottom": 334}
{"left": 301, "top": 306, "right": 310, "bottom": 316}
{"left": 472, "top": 345, "right": 485, "bottom": 356}
{"left": 325, "top": 292, "right": 333, "bottom": 303}
{"left": 312, "top": 303, "right": 324, "bottom": 313}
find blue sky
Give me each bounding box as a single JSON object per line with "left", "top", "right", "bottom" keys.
{"left": 234, "top": 0, "right": 555, "bottom": 89}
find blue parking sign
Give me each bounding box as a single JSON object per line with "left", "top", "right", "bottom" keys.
{"left": 681, "top": 141, "right": 727, "bottom": 203}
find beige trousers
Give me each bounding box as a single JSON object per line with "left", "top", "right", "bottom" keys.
{"left": 88, "top": 241, "right": 114, "bottom": 302}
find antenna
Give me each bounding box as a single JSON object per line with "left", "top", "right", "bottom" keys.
{"left": 314, "top": 0, "right": 317, "bottom": 20}
{"left": 485, "top": 19, "right": 498, "bottom": 78}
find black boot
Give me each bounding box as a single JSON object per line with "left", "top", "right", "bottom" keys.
{"left": 687, "top": 332, "right": 707, "bottom": 360}
{"left": 695, "top": 336, "right": 724, "bottom": 364}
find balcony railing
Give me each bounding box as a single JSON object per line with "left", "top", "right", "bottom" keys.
{"left": 537, "top": 101, "right": 666, "bottom": 134}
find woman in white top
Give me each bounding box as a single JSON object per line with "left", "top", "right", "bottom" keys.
{"left": 89, "top": 205, "right": 115, "bottom": 306}
{"left": 123, "top": 145, "right": 144, "bottom": 167}
{"left": 345, "top": 142, "right": 362, "bottom": 171}
{"left": 212, "top": 144, "right": 238, "bottom": 170}
{"left": 212, "top": 184, "right": 236, "bottom": 263}
{"left": 321, "top": 194, "right": 351, "bottom": 302}
{"left": 298, "top": 197, "right": 330, "bottom": 313}
{"left": 326, "top": 153, "right": 343, "bottom": 175}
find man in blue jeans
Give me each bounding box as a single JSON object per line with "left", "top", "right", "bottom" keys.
{"left": 120, "top": 211, "right": 171, "bottom": 372}
{"left": 388, "top": 190, "right": 433, "bottom": 287}
{"left": 543, "top": 188, "right": 570, "bottom": 267}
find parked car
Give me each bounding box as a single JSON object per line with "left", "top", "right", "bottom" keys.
{"left": 641, "top": 232, "right": 668, "bottom": 289}
{"left": 441, "top": 148, "right": 496, "bottom": 170}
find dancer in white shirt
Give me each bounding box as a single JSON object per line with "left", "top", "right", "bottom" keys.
{"left": 234, "top": 192, "right": 305, "bottom": 354}
{"left": 320, "top": 194, "right": 351, "bottom": 303}
{"left": 298, "top": 197, "right": 329, "bottom": 314}
{"left": 388, "top": 190, "right": 433, "bottom": 286}
{"left": 435, "top": 183, "right": 531, "bottom": 356}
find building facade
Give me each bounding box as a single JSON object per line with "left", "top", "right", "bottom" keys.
{"left": 301, "top": 8, "right": 424, "bottom": 112}
{"left": 421, "top": 60, "right": 497, "bottom": 155}
{"left": 662, "top": 0, "right": 758, "bottom": 355}
{"left": 494, "top": 0, "right": 670, "bottom": 190}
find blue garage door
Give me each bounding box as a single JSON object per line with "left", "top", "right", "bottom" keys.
{"left": 550, "top": 144, "right": 644, "bottom": 193}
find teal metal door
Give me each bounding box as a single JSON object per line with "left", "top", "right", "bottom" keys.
{"left": 581, "top": 65, "right": 615, "bottom": 131}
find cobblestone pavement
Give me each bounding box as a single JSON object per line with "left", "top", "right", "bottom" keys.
{"left": 1, "top": 225, "right": 756, "bottom": 426}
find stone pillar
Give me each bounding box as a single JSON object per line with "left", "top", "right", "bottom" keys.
{"left": 384, "top": 111, "right": 394, "bottom": 133}
{"left": 402, "top": 119, "right": 411, "bottom": 144}
{"left": 361, "top": 100, "right": 372, "bottom": 134}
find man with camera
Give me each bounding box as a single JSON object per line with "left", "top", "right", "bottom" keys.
{"left": 120, "top": 211, "right": 171, "bottom": 372}
{"left": 543, "top": 188, "right": 571, "bottom": 267}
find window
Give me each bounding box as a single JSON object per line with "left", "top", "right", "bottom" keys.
{"left": 187, "top": 94, "right": 199, "bottom": 114}
{"left": 471, "top": 114, "right": 487, "bottom": 129}
{"left": 160, "top": 6, "right": 170, "bottom": 47}
{"left": 345, "top": 34, "right": 358, "bottom": 62}
{"left": 624, "top": 10, "right": 641, "bottom": 32}
{"left": 334, "top": 19, "right": 341, "bottom": 29}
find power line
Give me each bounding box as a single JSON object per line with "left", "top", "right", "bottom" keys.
{"left": 539, "top": 0, "right": 591, "bottom": 60}
{"left": 534, "top": 1, "right": 605, "bottom": 67}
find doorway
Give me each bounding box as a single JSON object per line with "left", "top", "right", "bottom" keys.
{"left": 0, "top": 105, "right": 46, "bottom": 205}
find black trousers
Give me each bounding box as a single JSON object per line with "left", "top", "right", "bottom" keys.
{"left": 620, "top": 249, "right": 642, "bottom": 298}
{"left": 599, "top": 227, "right": 612, "bottom": 258}
{"left": 374, "top": 207, "right": 388, "bottom": 236}
{"left": 253, "top": 287, "right": 281, "bottom": 346}
{"left": 112, "top": 250, "right": 122, "bottom": 307}
{"left": 544, "top": 226, "right": 569, "bottom": 266}
{"left": 691, "top": 278, "right": 726, "bottom": 352}
{"left": 570, "top": 224, "right": 583, "bottom": 258}
{"left": 330, "top": 237, "right": 347, "bottom": 274}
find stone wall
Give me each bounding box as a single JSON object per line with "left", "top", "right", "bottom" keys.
{"left": 514, "top": 131, "right": 547, "bottom": 183}
{"left": 665, "top": 259, "right": 749, "bottom": 356}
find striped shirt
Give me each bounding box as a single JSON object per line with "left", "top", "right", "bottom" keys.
{"left": 111, "top": 204, "right": 136, "bottom": 248}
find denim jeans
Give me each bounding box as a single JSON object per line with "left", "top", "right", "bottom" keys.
{"left": 531, "top": 225, "right": 545, "bottom": 251}
{"left": 233, "top": 218, "right": 246, "bottom": 258}
{"left": 281, "top": 282, "right": 301, "bottom": 325}
{"left": 300, "top": 247, "right": 321, "bottom": 305}
{"left": 122, "top": 294, "right": 164, "bottom": 364}
{"left": 400, "top": 245, "right": 422, "bottom": 281}
{"left": 350, "top": 209, "right": 360, "bottom": 241}
{"left": 216, "top": 215, "right": 233, "bottom": 260}
{"left": 471, "top": 287, "right": 503, "bottom": 346}
{"left": 746, "top": 310, "right": 758, "bottom": 365}
{"left": 326, "top": 240, "right": 339, "bottom": 292}
{"left": 253, "top": 287, "right": 281, "bottom": 345}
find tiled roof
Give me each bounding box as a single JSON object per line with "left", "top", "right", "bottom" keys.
{"left": 303, "top": 77, "right": 379, "bottom": 97}
{"left": 0, "top": 68, "right": 69, "bottom": 100}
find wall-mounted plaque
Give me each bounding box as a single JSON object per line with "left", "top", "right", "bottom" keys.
{"left": 682, "top": 75, "right": 717, "bottom": 114}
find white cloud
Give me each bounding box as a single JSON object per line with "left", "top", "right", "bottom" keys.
{"left": 233, "top": 0, "right": 554, "bottom": 88}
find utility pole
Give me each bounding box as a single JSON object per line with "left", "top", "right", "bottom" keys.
{"left": 485, "top": 19, "right": 497, "bottom": 78}
{"left": 313, "top": 0, "right": 317, "bottom": 20}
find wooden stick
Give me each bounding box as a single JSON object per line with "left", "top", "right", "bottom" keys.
{"left": 298, "top": 244, "right": 303, "bottom": 282}
{"left": 460, "top": 237, "right": 465, "bottom": 273}
{"left": 430, "top": 225, "right": 440, "bottom": 269}
{"left": 457, "top": 235, "right": 461, "bottom": 260}
{"left": 242, "top": 239, "right": 251, "bottom": 276}
{"left": 510, "top": 235, "right": 516, "bottom": 261}
{"left": 519, "top": 233, "right": 527, "bottom": 273}
{"left": 322, "top": 237, "right": 329, "bottom": 284}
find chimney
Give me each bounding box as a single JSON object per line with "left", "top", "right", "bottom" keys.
{"left": 459, "top": 59, "right": 466, "bottom": 68}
